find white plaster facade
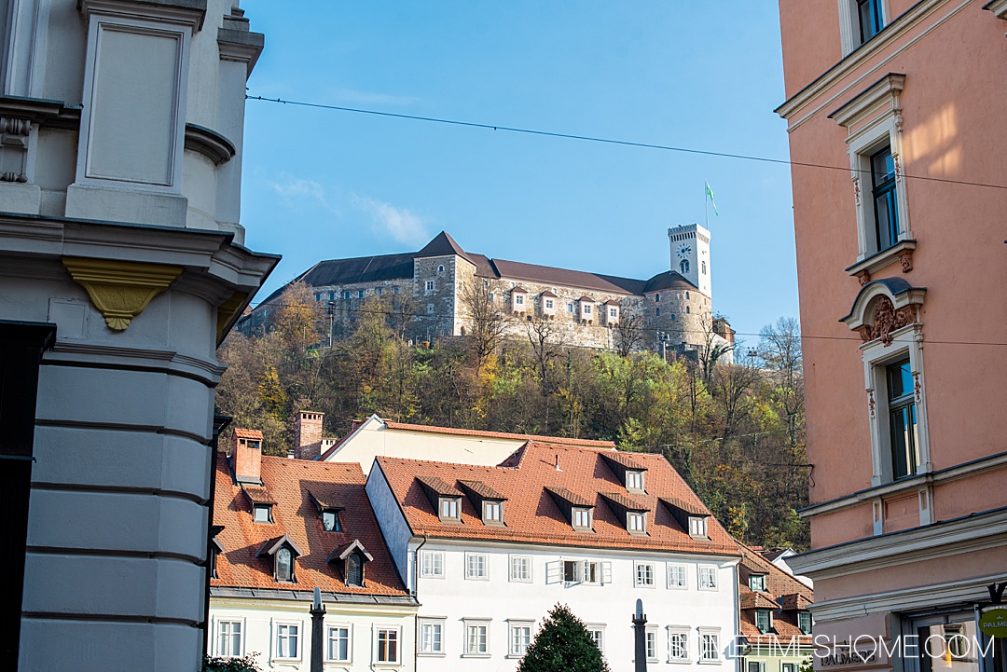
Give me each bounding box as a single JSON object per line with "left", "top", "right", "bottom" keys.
{"left": 209, "top": 595, "right": 416, "bottom": 672}
{"left": 0, "top": 1, "right": 275, "bottom": 670}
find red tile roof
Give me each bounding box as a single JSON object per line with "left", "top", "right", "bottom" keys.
{"left": 380, "top": 420, "right": 616, "bottom": 449}
{"left": 211, "top": 454, "right": 408, "bottom": 596}
{"left": 599, "top": 491, "right": 650, "bottom": 512}
{"left": 375, "top": 442, "right": 739, "bottom": 556}
{"left": 738, "top": 544, "right": 813, "bottom": 645}
{"left": 233, "top": 428, "right": 263, "bottom": 439}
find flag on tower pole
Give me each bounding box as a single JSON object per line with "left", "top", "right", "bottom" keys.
{"left": 705, "top": 181, "right": 719, "bottom": 217}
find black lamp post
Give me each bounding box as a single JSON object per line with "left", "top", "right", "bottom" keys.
{"left": 310, "top": 587, "right": 325, "bottom": 672}
{"left": 633, "top": 598, "right": 648, "bottom": 672}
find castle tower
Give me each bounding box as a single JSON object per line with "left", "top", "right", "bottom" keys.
{"left": 668, "top": 224, "right": 712, "bottom": 298}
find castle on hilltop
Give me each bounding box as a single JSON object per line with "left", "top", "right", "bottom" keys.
{"left": 239, "top": 225, "right": 734, "bottom": 360}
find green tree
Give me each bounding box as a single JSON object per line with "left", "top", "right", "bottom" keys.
{"left": 518, "top": 604, "right": 610, "bottom": 672}
{"left": 203, "top": 653, "right": 260, "bottom": 672}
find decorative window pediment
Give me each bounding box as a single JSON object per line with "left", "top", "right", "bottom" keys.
{"left": 257, "top": 534, "right": 303, "bottom": 583}
{"left": 327, "top": 539, "right": 373, "bottom": 587}
{"left": 841, "top": 277, "right": 926, "bottom": 345}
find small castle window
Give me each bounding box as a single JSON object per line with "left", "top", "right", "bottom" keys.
{"left": 608, "top": 307, "right": 618, "bottom": 318}
{"left": 357, "top": 289, "right": 365, "bottom": 299}
{"left": 314, "top": 293, "right": 321, "bottom": 301}
{"left": 655, "top": 294, "right": 661, "bottom": 302}
{"left": 701, "top": 261, "right": 707, "bottom": 274}
{"left": 437, "top": 265, "right": 445, "bottom": 274}
{"left": 670, "top": 314, "right": 676, "bottom": 321}
{"left": 426, "top": 304, "right": 434, "bottom": 315}
{"left": 375, "top": 287, "right": 384, "bottom": 296}
{"left": 686, "top": 306, "right": 690, "bottom": 314}
{"left": 515, "top": 294, "right": 524, "bottom": 306}
{"left": 686, "top": 291, "right": 690, "bottom": 300}
{"left": 545, "top": 299, "right": 554, "bottom": 310}
{"left": 567, "top": 303, "right": 574, "bottom": 313}
{"left": 680, "top": 259, "right": 690, "bottom": 274}
{"left": 656, "top": 308, "right": 661, "bottom": 317}
{"left": 425, "top": 280, "right": 435, "bottom": 292}
{"left": 583, "top": 304, "right": 592, "bottom": 315}
{"left": 342, "top": 290, "right": 351, "bottom": 300}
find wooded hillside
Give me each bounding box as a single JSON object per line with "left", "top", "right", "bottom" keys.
{"left": 217, "top": 282, "right": 809, "bottom": 550}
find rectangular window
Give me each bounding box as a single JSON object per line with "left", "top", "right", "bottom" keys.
{"left": 418, "top": 619, "right": 443, "bottom": 655}
{"left": 667, "top": 564, "right": 688, "bottom": 589}
{"left": 275, "top": 623, "right": 300, "bottom": 659}
{"left": 509, "top": 622, "right": 533, "bottom": 657}
{"left": 700, "top": 631, "right": 720, "bottom": 662}
{"left": 567, "top": 302, "right": 574, "bottom": 313}
{"left": 783, "top": 664, "right": 797, "bottom": 672}
{"left": 870, "top": 145, "right": 899, "bottom": 252}
{"left": 465, "top": 553, "right": 488, "bottom": 580}
{"left": 646, "top": 630, "right": 658, "bottom": 661}
{"left": 483, "top": 500, "right": 502, "bottom": 524}
{"left": 698, "top": 566, "right": 718, "bottom": 590}
{"left": 439, "top": 497, "right": 459, "bottom": 521}
{"left": 253, "top": 504, "right": 271, "bottom": 523}
{"left": 420, "top": 550, "right": 444, "bottom": 578}
{"left": 572, "top": 507, "right": 592, "bottom": 530}
{"left": 217, "top": 620, "right": 242, "bottom": 657}
{"left": 755, "top": 609, "right": 772, "bottom": 634}
{"left": 510, "top": 555, "right": 532, "bottom": 583}
{"left": 376, "top": 627, "right": 399, "bottom": 663}
{"left": 886, "top": 358, "right": 919, "bottom": 480}
{"left": 425, "top": 280, "right": 435, "bottom": 292}
{"left": 426, "top": 303, "right": 435, "bottom": 315}
{"left": 668, "top": 630, "right": 689, "bottom": 662}
{"left": 748, "top": 574, "right": 766, "bottom": 592}
{"left": 515, "top": 294, "right": 525, "bottom": 305}
{"left": 583, "top": 304, "right": 592, "bottom": 315}
{"left": 342, "top": 290, "right": 351, "bottom": 300}
{"left": 545, "top": 299, "right": 554, "bottom": 309}
{"left": 588, "top": 626, "right": 605, "bottom": 652}
{"left": 689, "top": 516, "right": 708, "bottom": 537}
{"left": 749, "top": 662, "right": 766, "bottom": 672}
{"left": 609, "top": 307, "right": 618, "bottom": 318}
{"left": 327, "top": 626, "right": 350, "bottom": 662}
{"left": 357, "top": 289, "right": 365, "bottom": 299}
{"left": 635, "top": 562, "right": 655, "bottom": 587}
{"left": 625, "top": 470, "right": 645, "bottom": 491}
{"left": 563, "top": 559, "right": 599, "bottom": 584}
{"left": 627, "top": 511, "right": 647, "bottom": 534}
{"left": 322, "top": 510, "right": 341, "bottom": 532}
{"left": 857, "top": 0, "right": 884, "bottom": 43}
{"left": 465, "top": 622, "right": 489, "bottom": 656}
{"left": 798, "top": 611, "right": 812, "bottom": 635}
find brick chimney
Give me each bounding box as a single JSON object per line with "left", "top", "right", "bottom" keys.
{"left": 294, "top": 411, "right": 324, "bottom": 460}
{"left": 232, "top": 428, "right": 264, "bottom": 484}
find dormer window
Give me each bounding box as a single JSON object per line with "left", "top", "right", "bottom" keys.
{"left": 627, "top": 511, "right": 646, "bottom": 535}
{"left": 688, "top": 515, "right": 708, "bottom": 537}
{"left": 253, "top": 504, "right": 272, "bottom": 523}
{"left": 515, "top": 294, "right": 524, "bottom": 305}
{"left": 328, "top": 540, "right": 373, "bottom": 588}
{"left": 749, "top": 573, "right": 767, "bottom": 592}
{"left": 482, "top": 500, "right": 502, "bottom": 524}
{"left": 798, "top": 611, "right": 812, "bottom": 635}
{"left": 755, "top": 608, "right": 773, "bottom": 634}
{"left": 345, "top": 552, "right": 363, "bottom": 586}
{"left": 322, "top": 510, "right": 341, "bottom": 532}
{"left": 625, "top": 470, "right": 645, "bottom": 492}
{"left": 572, "top": 507, "right": 593, "bottom": 530}
{"left": 276, "top": 547, "right": 293, "bottom": 582}
{"left": 583, "top": 304, "right": 592, "bottom": 315}
{"left": 545, "top": 299, "right": 554, "bottom": 309}
{"left": 439, "top": 497, "right": 460, "bottom": 521}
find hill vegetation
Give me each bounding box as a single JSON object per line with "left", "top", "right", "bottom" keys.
{"left": 217, "top": 282, "right": 809, "bottom": 549}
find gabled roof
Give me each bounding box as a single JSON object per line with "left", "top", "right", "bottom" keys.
{"left": 458, "top": 479, "right": 506, "bottom": 501}
{"left": 415, "top": 231, "right": 471, "bottom": 261}
{"left": 327, "top": 539, "right": 374, "bottom": 563}
{"left": 741, "top": 591, "right": 781, "bottom": 610}
{"left": 738, "top": 544, "right": 814, "bottom": 645}
{"left": 234, "top": 428, "right": 263, "bottom": 440}
{"left": 539, "top": 290, "right": 558, "bottom": 298}
{"left": 659, "top": 496, "right": 709, "bottom": 517}
{"left": 241, "top": 485, "right": 276, "bottom": 506}
{"left": 600, "top": 491, "right": 649, "bottom": 512}
{"left": 375, "top": 442, "right": 739, "bottom": 555}
{"left": 600, "top": 450, "right": 647, "bottom": 472}
{"left": 380, "top": 419, "right": 616, "bottom": 449}
{"left": 257, "top": 534, "right": 304, "bottom": 558}
{"left": 309, "top": 489, "right": 345, "bottom": 511}
{"left": 211, "top": 454, "right": 408, "bottom": 597}
{"left": 417, "top": 475, "right": 463, "bottom": 497}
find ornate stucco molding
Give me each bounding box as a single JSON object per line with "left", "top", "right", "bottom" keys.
{"left": 62, "top": 257, "right": 182, "bottom": 331}
{"left": 840, "top": 277, "right": 927, "bottom": 345}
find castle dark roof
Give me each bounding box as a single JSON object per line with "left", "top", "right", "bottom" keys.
{"left": 416, "top": 231, "right": 470, "bottom": 261}
{"left": 643, "top": 270, "right": 697, "bottom": 293}
{"left": 489, "top": 259, "right": 645, "bottom": 295}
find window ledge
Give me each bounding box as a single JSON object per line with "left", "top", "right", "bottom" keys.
{"left": 845, "top": 240, "right": 916, "bottom": 284}
{"left": 417, "top": 653, "right": 446, "bottom": 658}
{"left": 462, "top": 654, "right": 492, "bottom": 658}
{"left": 985, "top": 0, "right": 1007, "bottom": 20}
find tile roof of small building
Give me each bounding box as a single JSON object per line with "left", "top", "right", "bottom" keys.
{"left": 233, "top": 428, "right": 263, "bottom": 439}
{"left": 375, "top": 442, "right": 739, "bottom": 556}
{"left": 738, "top": 544, "right": 813, "bottom": 645}
{"left": 211, "top": 454, "right": 408, "bottom": 597}
{"left": 380, "top": 420, "right": 616, "bottom": 449}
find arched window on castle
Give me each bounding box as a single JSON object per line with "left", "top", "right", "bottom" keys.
{"left": 701, "top": 261, "right": 707, "bottom": 274}
{"left": 680, "top": 259, "right": 690, "bottom": 274}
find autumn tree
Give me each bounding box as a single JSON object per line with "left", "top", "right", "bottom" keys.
{"left": 460, "top": 279, "right": 507, "bottom": 368}
{"left": 517, "top": 604, "right": 610, "bottom": 672}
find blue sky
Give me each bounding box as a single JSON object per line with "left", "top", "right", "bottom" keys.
{"left": 240, "top": 1, "right": 797, "bottom": 343}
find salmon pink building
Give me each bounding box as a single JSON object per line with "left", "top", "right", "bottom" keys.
{"left": 775, "top": 2, "right": 1007, "bottom": 672}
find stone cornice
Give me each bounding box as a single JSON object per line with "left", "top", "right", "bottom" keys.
{"left": 217, "top": 26, "right": 264, "bottom": 76}
{"left": 79, "top": 0, "right": 207, "bottom": 31}
{"left": 209, "top": 586, "right": 419, "bottom": 606}
{"left": 63, "top": 257, "right": 183, "bottom": 330}
{"left": 788, "top": 506, "right": 1007, "bottom": 578}
{"left": 829, "top": 73, "right": 906, "bottom": 128}
{"left": 0, "top": 95, "right": 81, "bottom": 129}
{"left": 184, "top": 123, "right": 235, "bottom": 165}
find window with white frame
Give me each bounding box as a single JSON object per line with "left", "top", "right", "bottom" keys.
{"left": 376, "top": 627, "right": 400, "bottom": 664}
{"left": 438, "top": 496, "right": 460, "bottom": 521}
{"left": 437, "top": 264, "right": 445, "bottom": 274}
{"left": 749, "top": 661, "right": 767, "bottom": 672}
{"left": 755, "top": 609, "right": 773, "bottom": 634}
{"left": 275, "top": 622, "right": 300, "bottom": 660}
{"left": 699, "top": 629, "right": 720, "bottom": 662}
{"left": 515, "top": 294, "right": 525, "bottom": 305}
{"left": 646, "top": 628, "right": 659, "bottom": 661}
{"left": 587, "top": 625, "right": 605, "bottom": 652}
{"left": 667, "top": 628, "right": 690, "bottom": 662}
{"left": 748, "top": 573, "right": 767, "bottom": 592}
{"left": 688, "top": 515, "right": 708, "bottom": 537}
{"left": 572, "top": 507, "right": 593, "bottom": 531}
{"left": 420, "top": 550, "right": 444, "bottom": 578}
{"left": 465, "top": 552, "right": 488, "bottom": 580}
{"left": 698, "top": 565, "right": 718, "bottom": 590}
{"left": 609, "top": 307, "right": 618, "bottom": 318}
{"left": 510, "top": 555, "right": 532, "bottom": 583}
{"left": 508, "top": 621, "right": 533, "bottom": 657}
{"left": 625, "top": 470, "right": 645, "bottom": 491}
{"left": 425, "top": 280, "right": 435, "bottom": 293}
{"left": 321, "top": 509, "right": 341, "bottom": 532}
{"left": 482, "top": 500, "right": 503, "bottom": 524}
{"left": 667, "top": 563, "right": 688, "bottom": 589}
{"left": 356, "top": 289, "right": 365, "bottom": 299}
{"left": 418, "top": 618, "right": 444, "bottom": 655}
{"left": 253, "top": 504, "right": 271, "bottom": 523}
{"left": 798, "top": 611, "right": 813, "bottom": 635}
{"left": 275, "top": 547, "right": 294, "bottom": 583}
{"left": 635, "top": 562, "right": 656, "bottom": 587}
{"left": 627, "top": 511, "right": 646, "bottom": 534}
{"left": 566, "top": 302, "right": 574, "bottom": 313}
{"left": 563, "top": 559, "right": 601, "bottom": 585}
{"left": 545, "top": 299, "right": 554, "bottom": 309}
{"left": 839, "top": 0, "right": 886, "bottom": 54}
{"left": 216, "top": 620, "right": 242, "bottom": 657}
{"left": 327, "top": 625, "right": 351, "bottom": 662}
{"left": 783, "top": 663, "right": 798, "bottom": 672}
{"left": 464, "top": 620, "right": 490, "bottom": 656}
{"left": 583, "top": 304, "right": 592, "bottom": 315}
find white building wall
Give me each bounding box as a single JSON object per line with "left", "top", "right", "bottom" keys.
{"left": 326, "top": 416, "right": 524, "bottom": 474}
{"left": 209, "top": 597, "right": 416, "bottom": 672}
{"left": 365, "top": 463, "right": 417, "bottom": 588}
{"left": 412, "top": 539, "right": 739, "bottom": 672}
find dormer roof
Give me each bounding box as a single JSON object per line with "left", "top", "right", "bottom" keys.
{"left": 545, "top": 486, "right": 594, "bottom": 508}
{"left": 511, "top": 285, "right": 528, "bottom": 294}
{"left": 741, "top": 592, "right": 782, "bottom": 610}
{"left": 327, "top": 539, "right": 374, "bottom": 564}
{"left": 539, "top": 290, "right": 558, "bottom": 298}
{"left": 600, "top": 491, "right": 649, "bottom": 513}
{"left": 417, "top": 476, "right": 463, "bottom": 497}
{"left": 256, "top": 534, "right": 304, "bottom": 558}
{"left": 458, "top": 479, "right": 506, "bottom": 501}
{"left": 415, "top": 230, "right": 471, "bottom": 262}
{"left": 309, "top": 490, "right": 345, "bottom": 511}
{"left": 241, "top": 485, "right": 276, "bottom": 506}
{"left": 578, "top": 295, "right": 595, "bottom": 303}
